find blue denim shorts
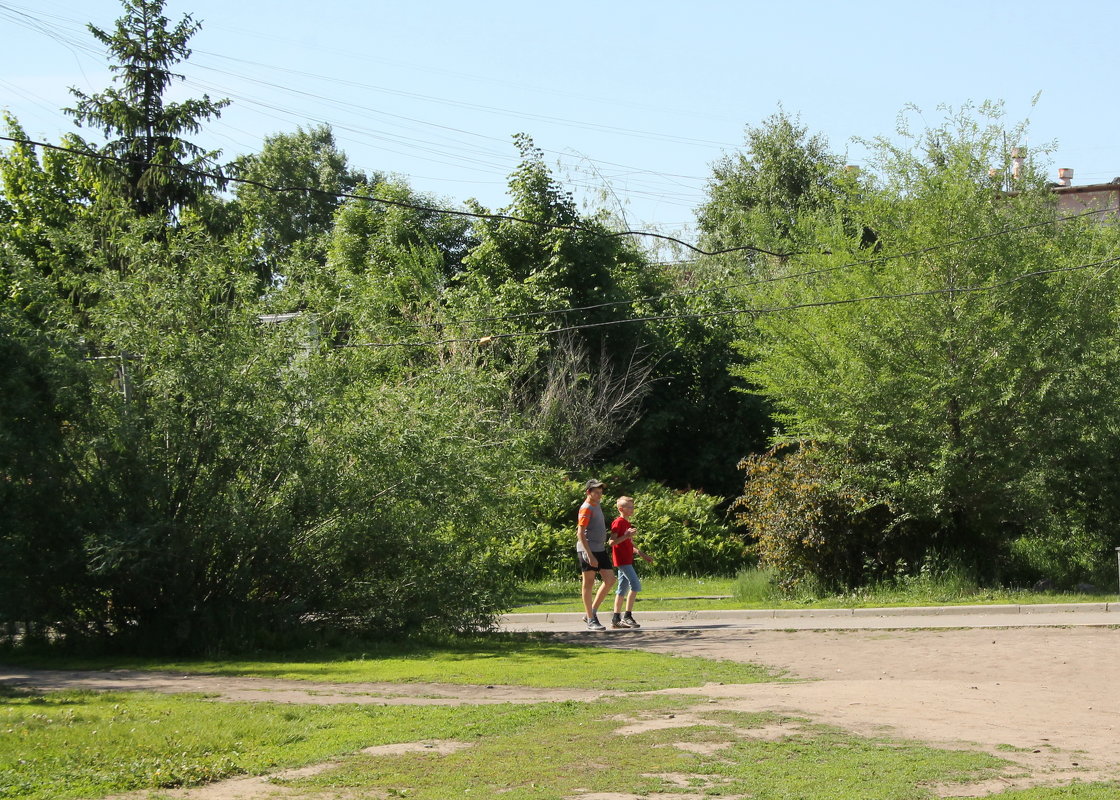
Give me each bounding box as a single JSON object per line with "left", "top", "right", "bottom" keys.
{"left": 615, "top": 563, "right": 642, "bottom": 595}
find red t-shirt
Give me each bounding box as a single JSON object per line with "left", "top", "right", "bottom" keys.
{"left": 611, "top": 517, "right": 634, "bottom": 567}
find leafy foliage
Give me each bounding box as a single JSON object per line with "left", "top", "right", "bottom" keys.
{"left": 233, "top": 124, "right": 372, "bottom": 282}
{"left": 0, "top": 251, "right": 97, "bottom": 641}
{"left": 445, "top": 134, "right": 664, "bottom": 468}
{"left": 507, "top": 466, "right": 747, "bottom": 579}
{"left": 733, "top": 444, "right": 901, "bottom": 593}
{"left": 620, "top": 258, "right": 770, "bottom": 495}
{"left": 696, "top": 109, "right": 850, "bottom": 262}
{"left": 736, "top": 102, "right": 1120, "bottom": 585}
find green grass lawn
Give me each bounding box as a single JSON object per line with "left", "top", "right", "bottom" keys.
{"left": 3, "top": 573, "right": 1117, "bottom": 799}
{"left": 509, "top": 571, "right": 1119, "bottom": 613}
{"left": 284, "top": 704, "right": 1010, "bottom": 800}
{"left": 0, "top": 633, "right": 776, "bottom": 691}
{"left": 4, "top": 687, "right": 1118, "bottom": 800}
{"left": 509, "top": 574, "right": 743, "bottom": 612}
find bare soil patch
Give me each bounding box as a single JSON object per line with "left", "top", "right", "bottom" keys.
{"left": 565, "top": 625, "right": 1120, "bottom": 794}
{"left": 0, "top": 668, "right": 606, "bottom": 705}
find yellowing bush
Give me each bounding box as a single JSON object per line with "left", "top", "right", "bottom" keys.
{"left": 733, "top": 443, "right": 898, "bottom": 593}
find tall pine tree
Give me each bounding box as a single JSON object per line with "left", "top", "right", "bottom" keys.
{"left": 66, "top": 0, "right": 229, "bottom": 219}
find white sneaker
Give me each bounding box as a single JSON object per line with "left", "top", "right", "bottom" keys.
{"left": 621, "top": 616, "right": 640, "bottom": 628}
{"left": 585, "top": 616, "right": 606, "bottom": 631}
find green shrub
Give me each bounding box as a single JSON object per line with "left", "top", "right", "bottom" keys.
{"left": 733, "top": 443, "right": 902, "bottom": 594}
{"left": 627, "top": 481, "right": 746, "bottom": 576}
{"left": 1006, "top": 519, "right": 1117, "bottom": 590}
{"left": 504, "top": 470, "right": 584, "bottom": 580}
{"left": 506, "top": 465, "right": 749, "bottom": 579}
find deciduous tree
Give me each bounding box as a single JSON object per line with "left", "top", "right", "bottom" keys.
{"left": 737, "top": 102, "right": 1120, "bottom": 583}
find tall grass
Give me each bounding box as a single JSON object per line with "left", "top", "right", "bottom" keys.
{"left": 731, "top": 564, "right": 1114, "bottom": 608}
{"left": 733, "top": 567, "right": 781, "bottom": 604}
{"left": 512, "top": 569, "right": 1115, "bottom": 613}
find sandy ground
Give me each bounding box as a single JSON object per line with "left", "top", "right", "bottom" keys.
{"left": 576, "top": 625, "right": 1120, "bottom": 795}
{"left": 3, "top": 623, "right": 1119, "bottom": 798}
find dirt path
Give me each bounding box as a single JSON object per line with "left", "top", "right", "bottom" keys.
{"left": 573, "top": 625, "right": 1120, "bottom": 794}
{"left": 0, "top": 668, "right": 607, "bottom": 705}
{"left": 4, "top": 624, "right": 1119, "bottom": 798}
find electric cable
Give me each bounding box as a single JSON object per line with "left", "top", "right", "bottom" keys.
{"left": 0, "top": 134, "right": 794, "bottom": 258}
{"left": 0, "top": 2, "right": 725, "bottom": 221}
{"left": 335, "top": 256, "right": 1120, "bottom": 350}
{"left": 5, "top": 135, "right": 1119, "bottom": 350}
{"left": 388, "top": 201, "right": 1120, "bottom": 334}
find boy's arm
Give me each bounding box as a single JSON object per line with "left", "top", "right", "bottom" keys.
{"left": 576, "top": 524, "right": 599, "bottom": 567}
{"left": 634, "top": 546, "right": 654, "bottom": 564}
{"left": 608, "top": 522, "right": 632, "bottom": 547}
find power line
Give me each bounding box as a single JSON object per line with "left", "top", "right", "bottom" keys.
{"left": 388, "top": 202, "right": 1119, "bottom": 335}
{"left": 0, "top": 134, "right": 793, "bottom": 258}
{"left": 338, "top": 256, "right": 1120, "bottom": 350}
{"left": 7, "top": 131, "right": 1118, "bottom": 358}
{"left": 7, "top": 133, "right": 1119, "bottom": 344}
{"left": 12, "top": 133, "right": 1112, "bottom": 271}
{"left": 0, "top": 2, "right": 721, "bottom": 221}
{"left": 190, "top": 51, "right": 737, "bottom": 150}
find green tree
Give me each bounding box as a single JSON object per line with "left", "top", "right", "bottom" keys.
{"left": 446, "top": 134, "right": 662, "bottom": 469}
{"left": 2, "top": 7, "right": 541, "bottom": 649}
{"left": 321, "top": 179, "right": 473, "bottom": 326}
{"left": 648, "top": 110, "right": 863, "bottom": 494}
{"left": 622, "top": 265, "right": 771, "bottom": 496}
{"left": 696, "top": 110, "right": 848, "bottom": 264}
{"left": 2, "top": 208, "right": 527, "bottom": 651}
{"left": 234, "top": 124, "right": 372, "bottom": 283}
{"left": 737, "top": 102, "right": 1120, "bottom": 583}
{"left": 0, "top": 247, "right": 98, "bottom": 640}
{"left": 0, "top": 115, "right": 87, "bottom": 268}
{"left": 65, "top": 0, "right": 229, "bottom": 219}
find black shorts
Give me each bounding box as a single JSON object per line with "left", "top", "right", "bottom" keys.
{"left": 576, "top": 550, "right": 613, "bottom": 574}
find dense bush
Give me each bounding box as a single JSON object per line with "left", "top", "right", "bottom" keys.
{"left": 0, "top": 220, "right": 526, "bottom": 653}
{"left": 1006, "top": 522, "right": 1117, "bottom": 590}
{"left": 733, "top": 443, "right": 903, "bottom": 594}
{"left": 506, "top": 465, "right": 749, "bottom": 579}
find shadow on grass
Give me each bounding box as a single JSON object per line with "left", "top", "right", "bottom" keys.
{"left": 1, "top": 631, "right": 580, "bottom": 669}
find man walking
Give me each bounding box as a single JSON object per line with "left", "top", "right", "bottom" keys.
{"left": 575, "top": 479, "right": 616, "bottom": 631}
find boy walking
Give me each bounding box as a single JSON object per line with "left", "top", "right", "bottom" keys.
{"left": 609, "top": 495, "right": 653, "bottom": 629}
{"left": 575, "top": 479, "right": 615, "bottom": 631}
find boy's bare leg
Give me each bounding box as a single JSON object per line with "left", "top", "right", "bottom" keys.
{"left": 581, "top": 570, "right": 598, "bottom": 619}
{"left": 592, "top": 569, "right": 616, "bottom": 613}
{"left": 626, "top": 591, "right": 637, "bottom": 613}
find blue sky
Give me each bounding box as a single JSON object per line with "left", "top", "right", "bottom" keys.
{"left": 2, "top": 0, "right": 1118, "bottom": 240}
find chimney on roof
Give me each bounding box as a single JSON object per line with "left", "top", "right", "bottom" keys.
{"left": 1011, "top": 147, "right": 1025, "bottom": 180}
{"left": 1057, "top": 168, "right": 1074, "bottom": 187}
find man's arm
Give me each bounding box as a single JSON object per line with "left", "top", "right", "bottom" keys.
{"left": 576, "top": 524, "right": 598, "bottom": 567}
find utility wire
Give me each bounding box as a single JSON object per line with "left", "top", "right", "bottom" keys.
{"left": 390, "top": 202, "right": 1119, "bottom": 334}
{"left": 0, "top": 134, "right": 794, "bottom": 258}
{"left": 6, "top": 134, "right": 1119, "bottom": 343}
{"left": 338, "top": 256, "right": 1120, "bottom": 350}
{"left": 9, "top": 134, "right": 1112, "bottom": 269}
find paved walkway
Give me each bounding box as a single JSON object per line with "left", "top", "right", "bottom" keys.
{"left": 500, "top": 601, "right": 1120, "bottom": 633}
